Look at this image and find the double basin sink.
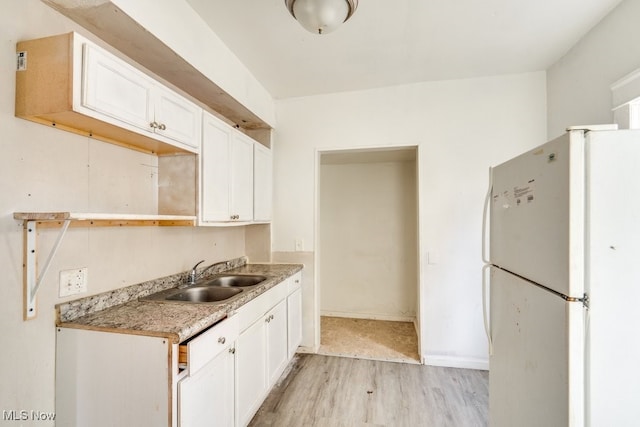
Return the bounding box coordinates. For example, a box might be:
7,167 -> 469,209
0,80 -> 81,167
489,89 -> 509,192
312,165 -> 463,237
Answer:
140,274 -> 267,304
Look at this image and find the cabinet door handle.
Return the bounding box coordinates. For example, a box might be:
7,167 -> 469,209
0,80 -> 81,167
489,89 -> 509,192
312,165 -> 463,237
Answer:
150,121 -> 158,129
158,123 -> 166,131
229,347 -> 236,354
265,317 -> 270,323
218,336 -> 226,345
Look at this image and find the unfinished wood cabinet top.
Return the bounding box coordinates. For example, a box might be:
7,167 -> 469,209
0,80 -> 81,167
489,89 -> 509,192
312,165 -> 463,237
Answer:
13,212 -> 196,227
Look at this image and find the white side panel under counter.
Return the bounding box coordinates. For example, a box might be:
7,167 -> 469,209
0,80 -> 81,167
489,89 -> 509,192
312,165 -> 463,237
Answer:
56,328 -> 172,427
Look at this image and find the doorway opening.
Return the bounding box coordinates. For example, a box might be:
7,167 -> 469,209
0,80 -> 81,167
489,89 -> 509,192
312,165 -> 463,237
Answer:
316,146 -> 420,363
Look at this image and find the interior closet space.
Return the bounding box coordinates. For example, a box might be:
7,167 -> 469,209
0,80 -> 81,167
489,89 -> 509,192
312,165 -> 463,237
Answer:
319,316 -> 419,363
318,147 -> 419,363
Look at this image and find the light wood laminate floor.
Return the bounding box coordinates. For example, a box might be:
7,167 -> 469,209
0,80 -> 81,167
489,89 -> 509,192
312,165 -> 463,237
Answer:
249,354 -> 489,427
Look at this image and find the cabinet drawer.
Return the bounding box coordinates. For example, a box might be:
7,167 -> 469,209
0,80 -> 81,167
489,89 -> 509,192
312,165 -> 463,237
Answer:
181,316 -> 238,375
287,272 -> 302,294
236,281 -> 288,332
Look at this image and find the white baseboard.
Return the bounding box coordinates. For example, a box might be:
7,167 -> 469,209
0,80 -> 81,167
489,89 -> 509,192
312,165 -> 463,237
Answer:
320,310 -> 416,323
295,345 -> 318,354
422,355 -> 489,371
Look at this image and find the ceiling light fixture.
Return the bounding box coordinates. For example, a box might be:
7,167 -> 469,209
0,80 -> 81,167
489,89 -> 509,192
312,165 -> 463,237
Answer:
285,0 -> 358,35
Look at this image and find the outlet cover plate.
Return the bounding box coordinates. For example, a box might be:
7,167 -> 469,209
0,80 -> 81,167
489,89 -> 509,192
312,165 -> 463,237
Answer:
59,268 -> 88,297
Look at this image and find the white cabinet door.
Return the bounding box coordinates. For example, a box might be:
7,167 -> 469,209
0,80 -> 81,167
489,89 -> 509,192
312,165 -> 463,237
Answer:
287,287 -> 302,360
82,43 -> 154,132
82,42 -> 200,153
200,111 -> 256,224
235,317 -> 267,427
231,132 -> 254,222
266,299 -> 288,386
178,347 -> 235,427
154,86 -> 201,149
253,143 -> 272,222
201,112 -> 232,222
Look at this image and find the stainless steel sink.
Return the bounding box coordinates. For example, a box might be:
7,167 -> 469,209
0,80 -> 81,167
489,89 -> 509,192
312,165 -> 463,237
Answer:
165,286 -> 242,303
139,274 -> 266,304
200,274 -> 267,288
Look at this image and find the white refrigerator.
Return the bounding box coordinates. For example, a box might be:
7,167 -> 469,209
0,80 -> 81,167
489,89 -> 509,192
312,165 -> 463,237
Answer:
482,126 -> 640,427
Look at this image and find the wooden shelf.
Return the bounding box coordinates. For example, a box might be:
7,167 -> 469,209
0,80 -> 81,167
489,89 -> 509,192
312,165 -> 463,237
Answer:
15,212 -> 196,320
13,212 -> 196,227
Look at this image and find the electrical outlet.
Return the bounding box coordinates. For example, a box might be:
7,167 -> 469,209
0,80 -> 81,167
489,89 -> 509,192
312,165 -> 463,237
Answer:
59,268 -> 88,297
295,238 -> 304,252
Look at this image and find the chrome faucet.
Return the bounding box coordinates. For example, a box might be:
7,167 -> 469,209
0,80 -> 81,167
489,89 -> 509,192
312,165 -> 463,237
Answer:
189,260 -> 205,285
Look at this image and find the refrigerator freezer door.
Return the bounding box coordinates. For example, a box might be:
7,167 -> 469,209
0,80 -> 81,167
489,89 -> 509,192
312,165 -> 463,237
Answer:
586,130 -> 640,426
489,267 -> 585,427
490,130 -> 586,298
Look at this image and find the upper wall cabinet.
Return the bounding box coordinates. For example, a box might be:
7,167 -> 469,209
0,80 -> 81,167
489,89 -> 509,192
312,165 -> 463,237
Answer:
253,142 -> 273,222
16,32 -> 201,155
231,132 -> 256,222
200,111 -> 253,224
200,112 -> 233,223
200,111 -> 270,225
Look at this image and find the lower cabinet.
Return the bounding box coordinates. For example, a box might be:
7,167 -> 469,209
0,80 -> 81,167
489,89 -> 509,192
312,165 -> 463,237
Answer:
235,313 -> 268,426
287,273 -> 303,360
55,271 -> 303,427
178,346 -> 235,427
236,296 -> 289,426
266,300 -> 288,386
179,294 -> 291,427
178,315 -> 238,426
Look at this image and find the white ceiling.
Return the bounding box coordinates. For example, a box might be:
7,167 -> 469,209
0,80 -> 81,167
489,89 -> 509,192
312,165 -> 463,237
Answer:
186,0 -> 622,100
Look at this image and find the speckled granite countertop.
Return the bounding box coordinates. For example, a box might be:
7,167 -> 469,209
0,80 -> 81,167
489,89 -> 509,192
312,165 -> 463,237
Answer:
56,258 -> 303,344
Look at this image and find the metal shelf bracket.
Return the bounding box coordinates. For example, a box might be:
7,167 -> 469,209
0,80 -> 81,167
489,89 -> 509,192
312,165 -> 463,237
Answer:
14,211 -> 195,320
23,219 -> 71,320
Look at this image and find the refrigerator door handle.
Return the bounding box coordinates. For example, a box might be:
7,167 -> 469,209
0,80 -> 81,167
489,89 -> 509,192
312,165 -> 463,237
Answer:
482,167 -> 492,264
482,263 -> 494,355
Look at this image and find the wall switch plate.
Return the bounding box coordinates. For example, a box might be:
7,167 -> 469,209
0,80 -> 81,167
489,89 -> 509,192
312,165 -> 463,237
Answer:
59,268 -> 88,297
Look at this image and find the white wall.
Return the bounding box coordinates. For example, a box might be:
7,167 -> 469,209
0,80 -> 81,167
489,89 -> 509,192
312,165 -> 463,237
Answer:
272,72 -> 548,368
319,159 -> 417,321
0,1 -> 246,421
547,0 -> 640,138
